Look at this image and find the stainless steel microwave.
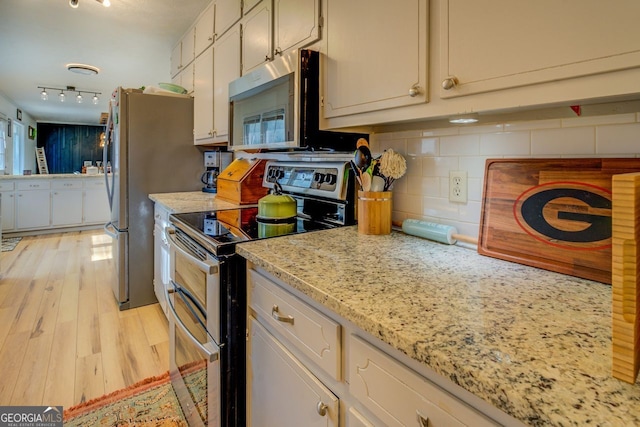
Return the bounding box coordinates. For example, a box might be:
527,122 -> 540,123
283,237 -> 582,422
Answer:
228,49 -> 367,152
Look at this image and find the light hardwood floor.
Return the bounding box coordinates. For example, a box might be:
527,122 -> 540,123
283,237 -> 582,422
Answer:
0,229 -> 169,409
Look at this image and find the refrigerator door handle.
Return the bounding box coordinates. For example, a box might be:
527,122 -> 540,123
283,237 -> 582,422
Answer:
103,98 -> 115,211
104,221 -> 118,239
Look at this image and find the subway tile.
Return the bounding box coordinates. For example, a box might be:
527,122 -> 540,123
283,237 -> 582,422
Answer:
504,119 -> 562,131
423,156 -> 459,177
391,129 -> 422,139
459,124 -> 504,135
423,196 -> 459,219
440,134 -> 480,156
407,137 -> 438,156
561,113 -> 636,128
405,154 -> 423,177
595,123 -> 640,155
459,200 -> 482,223
376,138 -> 407,154
405,175 -> 439,197
531,127 -> 595,155
479,131 -> 530,156
422,127 -> 459,137
468,177 -> 483,202
459,156 -> 492,178
394,193 -> 422,215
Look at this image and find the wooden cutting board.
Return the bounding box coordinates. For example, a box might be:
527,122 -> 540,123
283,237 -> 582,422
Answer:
479,158 -> 640,284
612,172 -> 640,383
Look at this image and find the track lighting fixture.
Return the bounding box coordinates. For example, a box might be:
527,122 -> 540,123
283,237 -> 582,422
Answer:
69,0 -> 79,8
38,86 -> 101,105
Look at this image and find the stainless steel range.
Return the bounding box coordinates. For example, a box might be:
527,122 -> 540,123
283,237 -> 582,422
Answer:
164,160 -> 356,427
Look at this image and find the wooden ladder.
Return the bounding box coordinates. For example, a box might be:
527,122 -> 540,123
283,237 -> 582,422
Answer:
36,147 -> 49,174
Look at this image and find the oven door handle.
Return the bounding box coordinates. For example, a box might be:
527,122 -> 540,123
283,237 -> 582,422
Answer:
164,281 -> 220,363
164,225 -> 219,275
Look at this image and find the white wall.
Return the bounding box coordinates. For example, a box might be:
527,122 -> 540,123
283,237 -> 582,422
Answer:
370,112 -> 640,239
0,91 -> 37,175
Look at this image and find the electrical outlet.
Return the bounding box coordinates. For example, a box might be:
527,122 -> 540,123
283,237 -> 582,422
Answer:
449,171 -> 468,203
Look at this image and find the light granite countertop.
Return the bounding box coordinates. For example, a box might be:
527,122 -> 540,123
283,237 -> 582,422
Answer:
236,226 -> 640,427
0,173 -> 104,179
148,191 -> 248,213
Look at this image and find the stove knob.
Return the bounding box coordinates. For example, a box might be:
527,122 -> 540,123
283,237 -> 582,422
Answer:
325,174 -> 337,185
314,172 -> 324,183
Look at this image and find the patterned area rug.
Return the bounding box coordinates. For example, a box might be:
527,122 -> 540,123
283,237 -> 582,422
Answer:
64,371 -> 188,426
1,237 -> 22,252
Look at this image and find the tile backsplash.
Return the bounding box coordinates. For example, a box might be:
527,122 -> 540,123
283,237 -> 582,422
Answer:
369,112 -> 640,238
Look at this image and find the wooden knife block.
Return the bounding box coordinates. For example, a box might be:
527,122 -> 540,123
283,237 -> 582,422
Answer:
216,158 -> 268,205
612,172 -> 640,383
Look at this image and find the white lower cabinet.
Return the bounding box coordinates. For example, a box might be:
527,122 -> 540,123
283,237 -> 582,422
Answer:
83,178 -> 110,224
248,317 -> 339,427
0,181 -> 16,231
16,181 -> 51,230
51,180 -> 83,226
153,204 -> 171,316
246,265 -> 502,427
349,335 -> 497,427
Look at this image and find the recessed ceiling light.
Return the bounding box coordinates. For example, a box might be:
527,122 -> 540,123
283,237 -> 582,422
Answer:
66,63 -> 100,75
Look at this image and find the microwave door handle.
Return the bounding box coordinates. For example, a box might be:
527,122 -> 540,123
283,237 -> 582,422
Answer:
163,281 -> 219,363
164,226 -> 219,275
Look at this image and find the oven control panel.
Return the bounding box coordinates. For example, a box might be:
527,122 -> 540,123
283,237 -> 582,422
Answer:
263,161 -> 348,200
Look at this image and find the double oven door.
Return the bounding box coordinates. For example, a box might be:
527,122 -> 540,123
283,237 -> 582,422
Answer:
165,225 -> 221,427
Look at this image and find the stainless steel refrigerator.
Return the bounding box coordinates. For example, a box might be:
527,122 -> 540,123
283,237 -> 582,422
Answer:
103,87 -> 203,310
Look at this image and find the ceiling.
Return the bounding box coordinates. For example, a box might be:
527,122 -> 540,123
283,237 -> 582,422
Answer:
0,0 -> 210,125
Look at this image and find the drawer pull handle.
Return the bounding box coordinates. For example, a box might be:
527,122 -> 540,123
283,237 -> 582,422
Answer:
416,411 -> 429,427
317,401 -> 328,417
271,305 -> 294,325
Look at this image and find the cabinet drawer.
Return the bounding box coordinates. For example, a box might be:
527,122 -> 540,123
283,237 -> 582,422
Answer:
349,335 -> 497,427
248,268 -> 341,380
84,178 -> 106,189
16,180 -> 50,190
0,181 -> 14,191
52,179 -> 82,190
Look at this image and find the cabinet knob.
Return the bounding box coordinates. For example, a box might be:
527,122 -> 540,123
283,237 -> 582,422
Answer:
316,401 -> 328,417
408,85 -> 421,97
441,77 -> 458,90
264,55 -> 272,62
208,130 -> 214,136
274,48 -> 282,56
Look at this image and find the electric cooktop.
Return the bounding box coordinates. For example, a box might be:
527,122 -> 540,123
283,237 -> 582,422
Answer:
170,207 -> 335,257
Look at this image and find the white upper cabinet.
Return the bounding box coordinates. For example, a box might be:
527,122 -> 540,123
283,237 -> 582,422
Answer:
439,0 -> 640,98
243,0 -> 262,15
274,0 -> 320,55
242,0 -> 321,75
195,3 -> 215,57
171,27 -> 196,77
241,0 -> 273,74
215,0 -> 242,40
212,25 -> 241,143
194,45 -> 215,143
323,0 -> 429,118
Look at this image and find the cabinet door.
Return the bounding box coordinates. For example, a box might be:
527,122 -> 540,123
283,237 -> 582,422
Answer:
1,192 -> 15,231
83,180 -> 110,224
51,190 -> 83,226
16,190 -> 50,229
248,318 -> 339,427
349,335 -> 497,427
323,0 -> 428,118
440,0 -> 640,98
241,1 -> 273,75
194,45 -> 215,143
182,62 -> 195,94
243,0 -> 262,15
182,27 -> 196,67
274,0 -> 320,55
171,42 -> 182,77
195,3 -> 215,56
215,0 -> 242,40
212,25 -> 241,143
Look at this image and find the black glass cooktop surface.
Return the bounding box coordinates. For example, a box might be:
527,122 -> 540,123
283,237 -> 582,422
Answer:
170,207 -> 335,257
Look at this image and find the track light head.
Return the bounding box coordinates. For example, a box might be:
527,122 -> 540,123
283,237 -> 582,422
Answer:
69,0 -> 79,8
